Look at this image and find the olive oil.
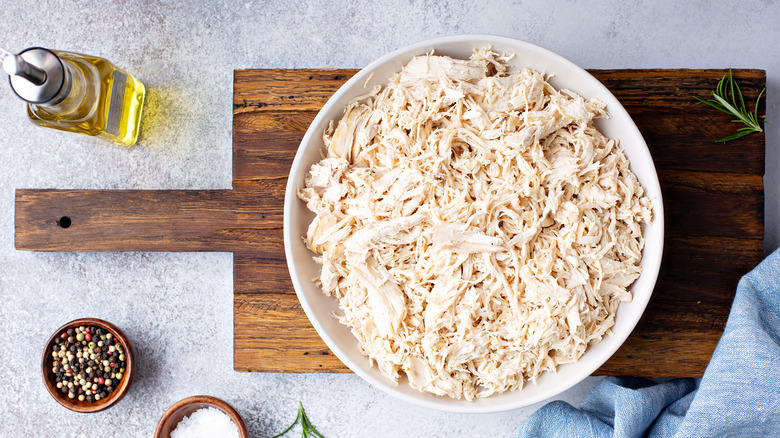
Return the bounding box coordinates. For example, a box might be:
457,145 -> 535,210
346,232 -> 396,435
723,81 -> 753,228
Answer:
4,48 -> 145,147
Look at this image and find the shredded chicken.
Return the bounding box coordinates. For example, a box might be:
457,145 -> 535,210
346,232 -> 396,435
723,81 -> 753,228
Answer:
298,48 -> 652,400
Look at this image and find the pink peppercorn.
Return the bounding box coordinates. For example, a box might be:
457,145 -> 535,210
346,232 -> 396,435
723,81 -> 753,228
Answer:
85,333 -> 92,341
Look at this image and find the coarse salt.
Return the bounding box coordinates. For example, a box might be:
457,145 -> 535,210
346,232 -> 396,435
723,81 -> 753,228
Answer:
170,406 -> 239,438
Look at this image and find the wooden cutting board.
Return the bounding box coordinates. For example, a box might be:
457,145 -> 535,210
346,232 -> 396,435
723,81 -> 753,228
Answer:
15,68 -> 765,376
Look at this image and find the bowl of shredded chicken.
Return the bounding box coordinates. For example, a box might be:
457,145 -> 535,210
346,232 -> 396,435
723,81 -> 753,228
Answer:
284,35 -> 664,413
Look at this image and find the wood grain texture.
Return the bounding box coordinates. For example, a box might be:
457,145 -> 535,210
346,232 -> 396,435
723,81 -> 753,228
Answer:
16,68 -> 765,377
15,182 -> 282,252
229,69 -> 765,376
233,292 -> 346,373
233,69 -> 357,113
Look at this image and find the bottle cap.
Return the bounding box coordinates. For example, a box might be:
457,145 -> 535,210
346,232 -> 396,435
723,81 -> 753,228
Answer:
4,47 -> 68,104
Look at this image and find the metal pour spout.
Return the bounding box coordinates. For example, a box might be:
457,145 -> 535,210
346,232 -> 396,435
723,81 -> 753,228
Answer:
3,47 -> 68,104
2,48 -> 46,85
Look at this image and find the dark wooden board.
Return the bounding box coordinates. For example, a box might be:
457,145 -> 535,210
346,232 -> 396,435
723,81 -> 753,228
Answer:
16,68 -> 765,376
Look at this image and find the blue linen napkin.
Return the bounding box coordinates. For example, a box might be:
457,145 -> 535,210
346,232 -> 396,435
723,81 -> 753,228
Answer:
514,248 -> 780,437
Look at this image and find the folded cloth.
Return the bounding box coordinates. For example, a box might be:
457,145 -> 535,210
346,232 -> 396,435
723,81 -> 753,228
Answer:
514,248 -> 780,438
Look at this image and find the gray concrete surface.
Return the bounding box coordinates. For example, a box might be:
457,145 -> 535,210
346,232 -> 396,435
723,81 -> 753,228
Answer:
0,1 -> 777,436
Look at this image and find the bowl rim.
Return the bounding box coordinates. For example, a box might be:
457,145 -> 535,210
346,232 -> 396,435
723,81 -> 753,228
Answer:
153,395 -> 249,438
284,33 -> 664,413
41,317 -> 135,413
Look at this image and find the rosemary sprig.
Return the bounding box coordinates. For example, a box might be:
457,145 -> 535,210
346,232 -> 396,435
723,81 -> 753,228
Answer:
695,69 -> 768,142
273,402 -> 325,438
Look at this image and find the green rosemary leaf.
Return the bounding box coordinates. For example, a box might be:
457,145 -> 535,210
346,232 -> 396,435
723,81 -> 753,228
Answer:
733,73 -> 748,115
272,409 -> 299,438
716,130 -> 755,143
696,69 -> 767,142
754,87 -> 766,122
273,402 -> 326,438
695,96 -> 734,115
711,94 -> 756,128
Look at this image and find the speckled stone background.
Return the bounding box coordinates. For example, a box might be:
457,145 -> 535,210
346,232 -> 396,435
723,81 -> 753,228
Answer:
0,1 -> 777,437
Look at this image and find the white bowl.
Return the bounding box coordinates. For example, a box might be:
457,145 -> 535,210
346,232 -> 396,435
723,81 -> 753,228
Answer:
284,34 -> 664,413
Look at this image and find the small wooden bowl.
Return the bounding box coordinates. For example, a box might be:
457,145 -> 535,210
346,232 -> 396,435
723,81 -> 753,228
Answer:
154,395 -> 249,438
41,318 -> 135,413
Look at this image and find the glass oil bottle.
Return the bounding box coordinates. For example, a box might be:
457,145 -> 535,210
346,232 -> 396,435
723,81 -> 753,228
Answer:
2,47 -> 145,147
